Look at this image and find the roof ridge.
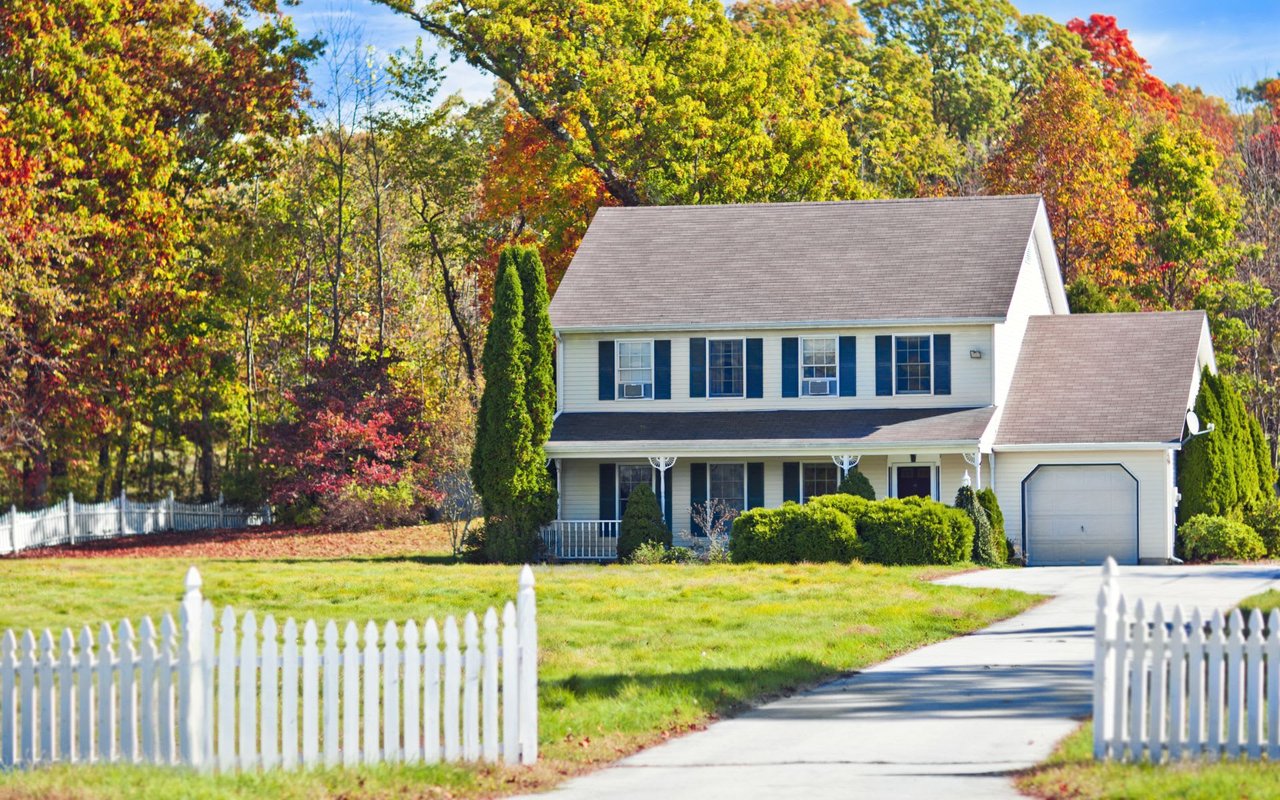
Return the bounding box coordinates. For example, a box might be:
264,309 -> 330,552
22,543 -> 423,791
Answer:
596,194 -> 1043,212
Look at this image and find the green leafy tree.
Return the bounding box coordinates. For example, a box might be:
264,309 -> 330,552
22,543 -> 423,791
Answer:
836,468 -> 876,500
517,246 -> 556,445
1129,125 -> 1243,309
619,484 -> 671,560
1065,278 -> 1140,313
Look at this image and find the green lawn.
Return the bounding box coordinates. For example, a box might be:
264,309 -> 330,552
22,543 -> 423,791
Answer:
1239,589 -> 1280,617
1018,722 -> 1280,800
0,557 -> 1036,799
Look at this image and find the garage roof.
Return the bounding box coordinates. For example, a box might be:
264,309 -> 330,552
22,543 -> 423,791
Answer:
996,312 -> 1209,446
548,406 -> 995,449
549,195 -> 1044,330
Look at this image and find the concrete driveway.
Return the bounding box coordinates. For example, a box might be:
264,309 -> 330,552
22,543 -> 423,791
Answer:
527,564 -> 1280,800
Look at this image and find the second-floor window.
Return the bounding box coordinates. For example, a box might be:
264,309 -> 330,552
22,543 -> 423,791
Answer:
616,340 -> 653,399
895,335 -> 932,394
801,337 -> 837,396
708,338 -> 745,398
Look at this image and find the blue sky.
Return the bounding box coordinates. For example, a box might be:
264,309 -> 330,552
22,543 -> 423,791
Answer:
286,0 -> 1279,105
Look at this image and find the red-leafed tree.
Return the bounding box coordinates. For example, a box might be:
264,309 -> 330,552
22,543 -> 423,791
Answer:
1067,14 -> 1179,118
259,350 -> 439,529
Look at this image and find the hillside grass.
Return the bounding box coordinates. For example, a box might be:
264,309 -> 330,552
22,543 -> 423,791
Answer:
0,557 -> 1036,799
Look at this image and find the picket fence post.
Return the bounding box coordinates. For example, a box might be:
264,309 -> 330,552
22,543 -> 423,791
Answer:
517,565 -> 538,765
1093,557 -> 1117,760
167,491 -> 176,532
7,505 -> 15,555
117,489 -> 126,537
218,493 -> 225,529
66,493 -> 75,546
179,567 -> 206,770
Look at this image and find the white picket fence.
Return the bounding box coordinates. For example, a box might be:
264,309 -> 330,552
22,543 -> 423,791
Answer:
1094,557 -> 1280,762
0,491 -> 270,556
0,566 -> 539,771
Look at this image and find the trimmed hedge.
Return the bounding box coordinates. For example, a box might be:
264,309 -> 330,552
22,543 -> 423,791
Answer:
618,483 -> 671,560
730,502 -> 859,563
730,494 -> 973,566
859,497 -> 975,566
1178,514 -> 1266,562
1245,499 -> 1280,558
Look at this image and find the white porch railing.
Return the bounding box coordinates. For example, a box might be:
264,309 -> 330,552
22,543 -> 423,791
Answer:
540,521 -> 619,561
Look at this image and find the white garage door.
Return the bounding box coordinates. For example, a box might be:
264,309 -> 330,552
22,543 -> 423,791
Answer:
1024,465 -> 1138,566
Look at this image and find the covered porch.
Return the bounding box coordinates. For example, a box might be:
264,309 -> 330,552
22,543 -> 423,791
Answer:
541,407 -> 997,561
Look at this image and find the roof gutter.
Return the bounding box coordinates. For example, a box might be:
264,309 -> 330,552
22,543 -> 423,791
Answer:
992,441 -> 1182,452
549,316 -> 1007,335
545,438 -> 985,458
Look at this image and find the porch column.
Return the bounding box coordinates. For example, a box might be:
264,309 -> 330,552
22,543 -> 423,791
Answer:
831,454 -> 861,478
963,452 -> 982,490
648,456 -> 677,529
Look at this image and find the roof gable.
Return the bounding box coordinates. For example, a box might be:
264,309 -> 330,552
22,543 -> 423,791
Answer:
549,195 -> 1045,331
995,311 -> 1210,446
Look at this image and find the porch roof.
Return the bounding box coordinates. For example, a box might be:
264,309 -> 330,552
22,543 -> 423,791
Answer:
546,406 -> 994,456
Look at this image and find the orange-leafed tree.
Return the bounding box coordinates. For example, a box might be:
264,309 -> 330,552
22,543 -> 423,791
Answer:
1066,14 -> 1179,119
986,66 -> 1146,287
480,108 -> 615,296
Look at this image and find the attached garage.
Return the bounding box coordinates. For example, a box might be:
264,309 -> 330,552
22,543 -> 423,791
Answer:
1022,465 -> 1138,566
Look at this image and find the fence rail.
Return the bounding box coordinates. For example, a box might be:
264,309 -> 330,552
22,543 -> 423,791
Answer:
1,492 -> 270,556
1094,557 -> 1280,763
539,520 -> 619,561
0,566 -> 538,772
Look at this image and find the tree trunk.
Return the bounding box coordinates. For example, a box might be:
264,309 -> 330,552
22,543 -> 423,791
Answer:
198,395 -> 216,503
95,437 -> 111,502
112,416 -> 132,497
430,232 -> 477,382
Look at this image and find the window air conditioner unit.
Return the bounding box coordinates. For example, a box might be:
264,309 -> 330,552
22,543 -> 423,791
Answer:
805,379 -> 830,396
622,382 -> 646,398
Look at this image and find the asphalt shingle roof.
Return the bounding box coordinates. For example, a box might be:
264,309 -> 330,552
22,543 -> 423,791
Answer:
548,406 -> 995,446
548,195 -> 1044,330
996,312 -> 1208,446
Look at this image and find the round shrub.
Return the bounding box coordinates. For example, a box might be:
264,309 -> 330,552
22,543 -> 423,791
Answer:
1244,499 -> 1280,558
1179,514 -> 1266,562
836,468 -> 876,500
729,502 -> 859,563
859,498 -> 975,566
618,484 -> 671,560
809,493 -> 873,526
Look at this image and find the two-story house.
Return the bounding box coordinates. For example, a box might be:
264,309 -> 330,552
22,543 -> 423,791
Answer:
541,195 -> 1216,566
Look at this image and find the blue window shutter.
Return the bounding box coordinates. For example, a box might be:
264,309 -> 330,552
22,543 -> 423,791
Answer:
747,463 -> 765,509
875,335 -> 893,396
934,334 -> 951,395
689,338 -> 706,398
654,340 -> 671,399
690,463 -> 707,535
746,338 -> 763,398
782,462 -> 800,503
599,463 -> 616,520
781,338 -> 798,398
598,341 -> 615,401
838,336 -> 857,397
662,470 -> 673,531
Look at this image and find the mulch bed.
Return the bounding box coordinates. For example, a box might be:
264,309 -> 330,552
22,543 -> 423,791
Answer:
5,523 -> 456,560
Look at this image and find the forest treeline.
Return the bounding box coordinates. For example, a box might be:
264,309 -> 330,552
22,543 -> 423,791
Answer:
2,0 -> 1279,524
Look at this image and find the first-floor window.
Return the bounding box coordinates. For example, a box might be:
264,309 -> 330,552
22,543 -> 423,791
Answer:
616,340 -> 654,399
617,464 -> 652,518
802,463 -> 839,501
708,339 -> 745,397
895,335 -> 932,394
708,463 -> 746,513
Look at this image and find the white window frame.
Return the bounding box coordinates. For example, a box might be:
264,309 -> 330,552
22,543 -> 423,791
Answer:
800,461 -> 841,502
887,455 -> 939,501
706,461 -> 748,513
799,336 -> 839,398
893,334 -> 935,396
706,337 -> 747,399
616,463 -> 655,518
615,339 -> 655,401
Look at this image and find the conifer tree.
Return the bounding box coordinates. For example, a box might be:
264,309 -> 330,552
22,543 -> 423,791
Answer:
517,246 -> 556,446
471,250 -> 528,516
1250,415 -> 1278,498
836,467 -> 876,500
956,483 -> 999,565
1180,369 -> 1237,521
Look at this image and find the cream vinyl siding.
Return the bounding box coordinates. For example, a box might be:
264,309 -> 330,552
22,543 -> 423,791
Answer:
993,449 -> 1175,564
991,236 -> 1056,412
560,325 -> 994,413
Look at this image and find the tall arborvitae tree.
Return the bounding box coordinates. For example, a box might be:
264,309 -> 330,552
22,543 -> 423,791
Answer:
1250,415 -> 1279,498
1180,370 -> 1234,522
1214,375 -> 1260,508
471,255 -> 532,518
517,246 -> 556,446
955,482 -> 999,565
